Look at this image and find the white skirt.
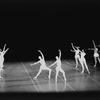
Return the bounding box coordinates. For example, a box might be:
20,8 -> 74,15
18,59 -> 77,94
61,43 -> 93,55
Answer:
75,55 -> 80,58
94,53 -> 99,57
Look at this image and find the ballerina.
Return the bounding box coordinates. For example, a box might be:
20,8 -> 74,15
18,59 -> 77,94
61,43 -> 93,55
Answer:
49,50 -> 67,83
30,50 -> 52,79
0,44 -> 9,78
88,40 -> 100,67
79,49 -> 90,74
70,43 -> 81,68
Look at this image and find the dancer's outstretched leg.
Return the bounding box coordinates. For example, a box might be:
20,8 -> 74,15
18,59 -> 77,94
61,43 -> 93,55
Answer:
97,57 -> 100,63
55,70 -> 59,84
84,60 -> 90,74
33,68 -> 42,79
80,61 -> 84,73
48,68 -> 52,79
94,57 -> 97,67
81,66 -> 84,73
60,69 -> 67,83
0,68 -> 3,79
75,58 -> 78,68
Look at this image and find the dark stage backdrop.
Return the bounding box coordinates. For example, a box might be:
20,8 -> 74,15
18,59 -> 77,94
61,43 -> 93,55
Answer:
0,0 -> 100,62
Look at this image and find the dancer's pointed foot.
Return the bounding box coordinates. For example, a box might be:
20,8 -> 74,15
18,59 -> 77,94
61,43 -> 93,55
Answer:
0,76 -> 3,79
88,72 -> 90,74
87,70 -> 90,74
64,79 -> 67,83
75,66 -> 78,69
48,76 -> 50,79
81,71 -> 84,74
33,77 -> 37,80
94,65 -> 96,67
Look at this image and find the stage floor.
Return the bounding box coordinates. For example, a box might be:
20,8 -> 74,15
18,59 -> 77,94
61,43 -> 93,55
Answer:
0,60 -> 100,92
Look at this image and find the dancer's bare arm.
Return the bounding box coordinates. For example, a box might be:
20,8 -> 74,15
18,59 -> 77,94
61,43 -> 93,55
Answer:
78,48 -> 81,52
70,49 -> 75,52
38,50 -> 44,59
92,40 -> 96,49
71,43 -> 76,51
58,49 -> 61,58
30,61 -> 40,66
3,44 -> 6,52
48,61 -> 57,68
3,48 -> 9,55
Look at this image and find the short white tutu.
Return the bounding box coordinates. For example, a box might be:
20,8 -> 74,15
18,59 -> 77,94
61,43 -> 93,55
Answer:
94,53 -> 99,57
75,55 -> 80,58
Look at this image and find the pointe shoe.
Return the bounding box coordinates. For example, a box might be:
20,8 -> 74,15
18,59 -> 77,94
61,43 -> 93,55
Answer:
94,65 -> 96,67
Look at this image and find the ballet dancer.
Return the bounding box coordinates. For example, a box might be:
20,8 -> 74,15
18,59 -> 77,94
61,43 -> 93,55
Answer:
0,44 -> 9,78
30,50 -> 52,79
49,50 -> 67,83
88,40 -> 100,67
70,43 -> 81,68
79,49 -> 90,74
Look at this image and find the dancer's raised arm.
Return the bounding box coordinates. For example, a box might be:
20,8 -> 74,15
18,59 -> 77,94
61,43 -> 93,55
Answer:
3,44 -> 6,52
38,50 -> 44,59
92,40 -> 96,49
3,48 -> 9,55
71,43 -> 76,51
58,49 -> 61,58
